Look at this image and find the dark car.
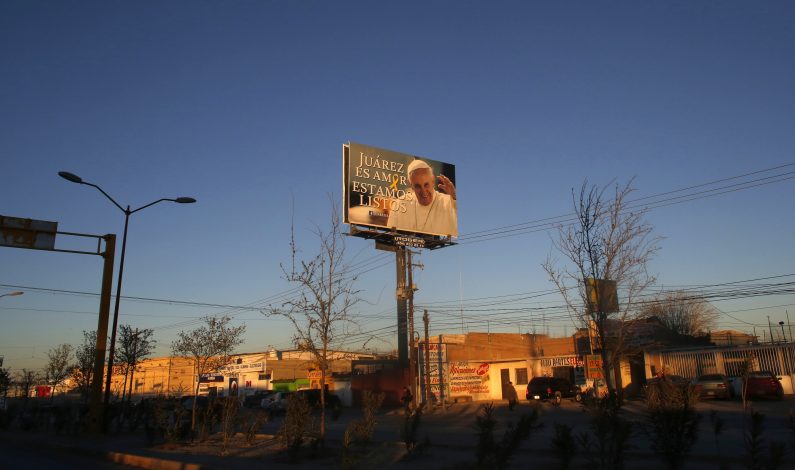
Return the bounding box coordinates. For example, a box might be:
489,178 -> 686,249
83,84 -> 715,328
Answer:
262,391 -> 293,414
526,377 -> 582,403
243,390 -> 274,408
694,374 -> 733,399
744,371 -> 784,400
294,389 -> 342,409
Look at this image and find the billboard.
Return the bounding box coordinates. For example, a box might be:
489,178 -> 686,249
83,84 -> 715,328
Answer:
343,142 -> 457,237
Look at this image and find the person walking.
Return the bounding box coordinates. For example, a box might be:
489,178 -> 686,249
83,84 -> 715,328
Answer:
401,386 -> 414,412
506,381 -> 518,411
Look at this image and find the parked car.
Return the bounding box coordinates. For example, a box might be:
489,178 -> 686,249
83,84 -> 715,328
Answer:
693,374 -> 733,399
743,371 -> 784,400
261,391 -> 293,414
647,374 -> 691,389
294,389 -> 342,410
526,377 -> 582,403
243,390 -> 274,409
179,395 -> 224,423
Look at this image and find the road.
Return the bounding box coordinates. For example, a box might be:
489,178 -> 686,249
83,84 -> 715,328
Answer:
0,440 -> 132,469
260,395 -> 795,468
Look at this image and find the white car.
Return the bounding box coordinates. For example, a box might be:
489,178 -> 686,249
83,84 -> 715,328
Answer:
262,391 -> 293,413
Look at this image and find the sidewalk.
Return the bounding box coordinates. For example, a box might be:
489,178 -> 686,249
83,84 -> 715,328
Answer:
1,398 -> 791,469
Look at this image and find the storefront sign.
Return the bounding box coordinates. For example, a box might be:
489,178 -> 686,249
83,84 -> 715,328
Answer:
540,356 -> 583,368
220,361 -> 264,372
199,374 -> 224,383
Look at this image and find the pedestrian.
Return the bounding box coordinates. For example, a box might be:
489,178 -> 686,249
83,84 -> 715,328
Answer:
401,386 -> 413,410
506,381 -> 518,410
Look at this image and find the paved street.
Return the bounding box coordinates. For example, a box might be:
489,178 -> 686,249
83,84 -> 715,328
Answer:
264,396 -> 795,468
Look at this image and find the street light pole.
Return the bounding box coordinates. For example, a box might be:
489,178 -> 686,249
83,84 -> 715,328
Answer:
105,207 -> 130,405
59,171 -> 195,406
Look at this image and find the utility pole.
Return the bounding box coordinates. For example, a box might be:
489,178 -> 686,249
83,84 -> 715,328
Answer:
423,309 -> 430,406
396,246 -> 409,369
91,234 -> 115,434
407,249 -> 416,403
788,311 -> 793,346
768,316 -> 774,344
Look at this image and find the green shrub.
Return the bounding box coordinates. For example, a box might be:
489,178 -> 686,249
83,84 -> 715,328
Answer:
645,379 -> 701,470
279,393 -> 312,461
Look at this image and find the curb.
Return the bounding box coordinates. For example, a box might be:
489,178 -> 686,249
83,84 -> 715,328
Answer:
107,451 -> 205,470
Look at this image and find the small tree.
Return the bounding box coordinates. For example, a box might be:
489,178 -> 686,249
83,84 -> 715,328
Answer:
171,315 -> 246,430
269,201 -> 360,444
646,378 -> 701,470
45,344 -> 73,398
117,325 -> 156,404
72,330 -> 96,402
544,180 -> 659,396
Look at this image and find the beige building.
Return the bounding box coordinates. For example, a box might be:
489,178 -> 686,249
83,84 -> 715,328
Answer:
107,349 -> 374,401
419,332 -> 584,402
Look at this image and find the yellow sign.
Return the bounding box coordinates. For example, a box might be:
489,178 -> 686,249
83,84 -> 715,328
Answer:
585,278 -> 619,314
585,354 -> 604,379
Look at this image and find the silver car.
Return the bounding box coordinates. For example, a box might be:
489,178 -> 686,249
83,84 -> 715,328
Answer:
262,391 -> 293,414
694,374 -> 733,399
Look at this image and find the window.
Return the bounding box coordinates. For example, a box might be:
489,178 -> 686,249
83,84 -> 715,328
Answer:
515,368 -> 528,385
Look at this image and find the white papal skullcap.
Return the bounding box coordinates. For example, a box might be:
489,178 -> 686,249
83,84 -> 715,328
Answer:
407,158 -> 432,176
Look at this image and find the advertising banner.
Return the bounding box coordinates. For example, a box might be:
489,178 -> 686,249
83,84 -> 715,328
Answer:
449,362 -> 491,395
343,142 -> 457,237
586,354 -> 604,379
419,342 -> 448,402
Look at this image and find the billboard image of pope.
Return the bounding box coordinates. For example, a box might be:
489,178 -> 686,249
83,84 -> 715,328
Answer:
344,142 -> 458,238
386,158 -> 457,236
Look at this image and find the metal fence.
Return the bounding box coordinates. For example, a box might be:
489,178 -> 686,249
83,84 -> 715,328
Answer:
648,343 -> 795,379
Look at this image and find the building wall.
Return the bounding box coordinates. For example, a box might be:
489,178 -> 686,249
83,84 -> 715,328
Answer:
108,356 -> 194,399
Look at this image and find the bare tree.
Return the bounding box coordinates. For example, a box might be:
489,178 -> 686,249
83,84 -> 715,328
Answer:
641,292 -> 718,339
171,315 -> 246,430
269,202 -> 360,444
0,367 -> 10,398
15,369 -> 40,402
117,325 -> 156,404
544,180 -> 659,396
45,344 -> 73,398
72,330 -> 96,402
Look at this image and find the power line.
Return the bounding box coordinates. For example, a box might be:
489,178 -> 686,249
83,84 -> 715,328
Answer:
457,164 -> 795,244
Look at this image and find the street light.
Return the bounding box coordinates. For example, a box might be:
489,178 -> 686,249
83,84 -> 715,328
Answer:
59,171 -> 195,405
0,291 -> 24,299
779,321 -> 787,343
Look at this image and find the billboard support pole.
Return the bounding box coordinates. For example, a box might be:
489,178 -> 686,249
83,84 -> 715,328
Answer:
396,246 -> 409,370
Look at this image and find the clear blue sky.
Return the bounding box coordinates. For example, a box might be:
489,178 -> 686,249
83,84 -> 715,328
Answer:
2,1 -> 794,371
